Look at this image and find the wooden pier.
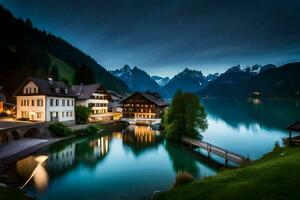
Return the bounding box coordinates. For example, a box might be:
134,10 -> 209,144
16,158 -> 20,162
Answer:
182,136 -> 250,165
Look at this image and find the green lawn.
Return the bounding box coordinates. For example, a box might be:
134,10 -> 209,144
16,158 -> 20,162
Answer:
0,186 -> 33,200
155,146 -> 300,200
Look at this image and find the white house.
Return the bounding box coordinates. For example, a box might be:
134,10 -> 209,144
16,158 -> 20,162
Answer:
14,77 -> 76,124
71,84 -> 113,121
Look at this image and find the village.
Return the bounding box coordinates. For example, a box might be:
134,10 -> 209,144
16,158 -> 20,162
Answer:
0,77 -> 168,152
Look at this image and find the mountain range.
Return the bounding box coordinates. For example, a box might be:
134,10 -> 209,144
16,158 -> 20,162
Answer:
110,65 -> 163,94
197,63 -> 300,98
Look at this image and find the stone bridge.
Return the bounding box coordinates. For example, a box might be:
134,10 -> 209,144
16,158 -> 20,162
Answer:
0,123 -> 51,144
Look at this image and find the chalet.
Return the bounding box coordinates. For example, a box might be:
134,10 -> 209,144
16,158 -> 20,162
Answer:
14,78 -> 76,123
71,84 -> 113,121
119,92 -> 168,124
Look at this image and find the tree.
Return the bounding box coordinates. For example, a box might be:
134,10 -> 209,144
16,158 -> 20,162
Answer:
49,65 -> 59,80
75,106 -> 92,124
164,90 -> 208,140
73,63 -> 96,84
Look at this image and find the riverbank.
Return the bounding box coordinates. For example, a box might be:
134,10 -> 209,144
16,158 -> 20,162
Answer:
154,145 -> 300,200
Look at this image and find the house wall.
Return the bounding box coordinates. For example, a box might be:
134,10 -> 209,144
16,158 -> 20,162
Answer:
75,92 -> 109,116
46,97 -> 75,122
16,95 -> 46,121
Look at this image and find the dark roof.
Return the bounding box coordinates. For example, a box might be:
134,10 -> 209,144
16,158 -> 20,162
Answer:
71,84 -> 101,100
14,77 -> 77,98
287,122 -> 300,132
119,92 -> 168,107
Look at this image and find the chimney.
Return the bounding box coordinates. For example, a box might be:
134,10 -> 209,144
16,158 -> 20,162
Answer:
48,77 -> 53,85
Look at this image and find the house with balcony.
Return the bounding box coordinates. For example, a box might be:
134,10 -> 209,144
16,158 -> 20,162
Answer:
119,92 -> 168,125
71,84 -> 113,122
14,77 -> 76,123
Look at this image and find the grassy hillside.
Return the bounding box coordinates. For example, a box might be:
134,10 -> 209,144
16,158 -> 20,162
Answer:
155,146 -> 300,200
49,54 -> 75,84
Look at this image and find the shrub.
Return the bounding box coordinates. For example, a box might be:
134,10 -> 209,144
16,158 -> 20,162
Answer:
273,141 -> 282,152
85,125 -> 101,135
48,122 -> 72,137
174,171 -> 194,187
75,106 -> 92,124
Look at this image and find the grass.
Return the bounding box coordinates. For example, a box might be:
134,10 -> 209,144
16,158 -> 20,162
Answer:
49,54 -> 75,84
0,186 -> 33,200
154,146 -> 300,200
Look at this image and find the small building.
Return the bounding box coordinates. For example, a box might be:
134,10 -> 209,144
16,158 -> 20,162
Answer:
14,78 -> 76,123
119,92 -> 168,125
71,84 -> 113,122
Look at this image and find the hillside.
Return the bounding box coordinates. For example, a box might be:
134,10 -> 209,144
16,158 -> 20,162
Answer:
0,5 -> 129,101
155,146 -> 300,200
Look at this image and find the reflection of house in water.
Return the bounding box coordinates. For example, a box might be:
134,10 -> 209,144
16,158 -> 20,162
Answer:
88,136 -> 109,161
122,125 -> 162,155
47,144 -> 76,174
75,136 -> 109,165
14,155 -> 49,193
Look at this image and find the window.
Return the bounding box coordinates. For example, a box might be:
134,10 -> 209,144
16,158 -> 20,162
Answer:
21,100 -> 23,106
67,100 -> 70,106
62,112 -> 64,118
31,100 -> 34,106
26,100 -> 29,106
70,112 -> 73,117
37,99 -> 43,106
66,112 -> 69,117
33,88 -> 37,94
37,112 -> 42,119
71,100 -> 74,106
62,99 -> 65,106
56,99 -> 59,106
50,99 -> 54,106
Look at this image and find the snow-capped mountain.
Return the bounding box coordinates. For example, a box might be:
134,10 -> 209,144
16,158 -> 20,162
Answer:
163,68 -> 208,97
151,76 -> 170,87
110,65 -> 162,94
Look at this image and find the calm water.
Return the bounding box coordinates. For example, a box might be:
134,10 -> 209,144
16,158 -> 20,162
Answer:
9,99 -> 300,200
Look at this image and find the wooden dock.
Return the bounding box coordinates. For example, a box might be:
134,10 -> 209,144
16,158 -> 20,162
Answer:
182,136 -> 250,165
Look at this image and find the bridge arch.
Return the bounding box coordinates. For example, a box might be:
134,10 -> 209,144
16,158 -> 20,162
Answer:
0,133 -> 9,144
24,128 -> 41,138
11,130 -> 20,140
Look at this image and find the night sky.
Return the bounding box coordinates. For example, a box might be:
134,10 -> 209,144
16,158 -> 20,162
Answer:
1,0 -> 300,77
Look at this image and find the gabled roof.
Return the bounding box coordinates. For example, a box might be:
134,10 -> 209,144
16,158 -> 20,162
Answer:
71,84 -> 101,100
14,77 -> 77,98
119,92 -> 168,107
287,121 -> 300,132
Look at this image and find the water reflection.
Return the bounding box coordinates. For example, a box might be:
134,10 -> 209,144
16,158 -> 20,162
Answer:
16,155 -> 49,192
202,99 -> 300,131
122,125 -> 163,156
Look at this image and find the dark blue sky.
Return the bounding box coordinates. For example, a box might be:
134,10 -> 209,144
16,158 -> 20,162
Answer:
1,0 -> 300,77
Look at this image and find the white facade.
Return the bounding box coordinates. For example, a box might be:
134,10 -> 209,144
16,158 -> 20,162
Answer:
16,81 -> 75,123
75,92 -> 112,121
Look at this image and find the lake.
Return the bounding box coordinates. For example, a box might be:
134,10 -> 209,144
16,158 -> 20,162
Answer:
8,99 -> 300,200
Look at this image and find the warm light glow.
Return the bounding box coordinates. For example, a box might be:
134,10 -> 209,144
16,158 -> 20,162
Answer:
17,155 -> 49,192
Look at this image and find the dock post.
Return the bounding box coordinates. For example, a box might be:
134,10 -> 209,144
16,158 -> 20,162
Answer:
225,150 -> 228,167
